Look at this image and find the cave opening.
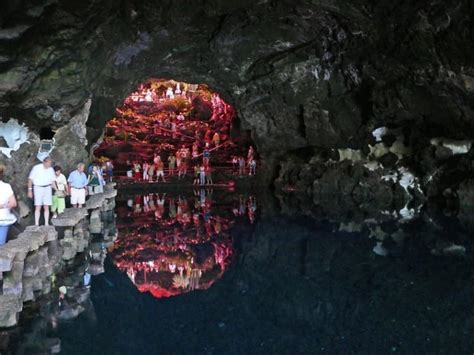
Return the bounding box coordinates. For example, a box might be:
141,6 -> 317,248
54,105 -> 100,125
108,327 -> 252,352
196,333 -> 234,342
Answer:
39,126 -> 55,140
94,79 -> 257,185
91,79 -> 260,299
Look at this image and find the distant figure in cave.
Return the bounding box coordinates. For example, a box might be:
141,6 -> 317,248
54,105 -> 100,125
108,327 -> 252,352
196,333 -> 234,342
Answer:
212,132 -> 220,147
142,162 -> 150,182
192,142 -> 199,159
133,162 -> 141,180
204,129 -> 212,145
247,146 -> 255,161
163,115 -> 171,136
168,154 -> 176,176
205,163 -> 213,185
87,165 -> 105,195
126,160 -> 133,179
193,165 -> 200,185
203,146 -> 210,165
249,159 -> 257,176
155,157 -> 166,182
171,120 -> 177,138
105,160 -> 114,182
148,162 -> 155,182
199,164 -> 206,186
177,112 -> 185,122
166,87 -> 174,99
238,157 -> 245,176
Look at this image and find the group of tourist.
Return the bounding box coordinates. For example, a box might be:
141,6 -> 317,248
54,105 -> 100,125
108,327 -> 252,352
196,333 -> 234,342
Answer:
126,141 -> 217,183
0,157 -> 114,247
231,146 -> 257,176
125,143 -> 256,183
27,158 -> 108,226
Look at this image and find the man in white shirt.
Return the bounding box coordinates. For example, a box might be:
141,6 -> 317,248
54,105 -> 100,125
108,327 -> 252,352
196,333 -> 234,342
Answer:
28,156 -> 56,226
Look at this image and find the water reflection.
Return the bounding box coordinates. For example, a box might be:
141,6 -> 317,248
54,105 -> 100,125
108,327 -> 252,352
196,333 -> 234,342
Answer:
111,190 -> 257,298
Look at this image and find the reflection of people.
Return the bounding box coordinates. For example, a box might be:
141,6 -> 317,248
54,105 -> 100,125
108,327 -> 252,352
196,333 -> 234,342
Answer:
0,164 -> 17,245
28,156 -> 55,226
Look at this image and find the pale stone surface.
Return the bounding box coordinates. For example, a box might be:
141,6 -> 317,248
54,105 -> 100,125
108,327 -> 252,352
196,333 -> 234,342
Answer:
51,208 -> 88,227
86,194 -> 106,210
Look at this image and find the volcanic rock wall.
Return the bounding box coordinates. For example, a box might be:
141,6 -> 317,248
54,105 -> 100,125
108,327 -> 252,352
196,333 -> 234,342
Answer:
0,0 -> 473,208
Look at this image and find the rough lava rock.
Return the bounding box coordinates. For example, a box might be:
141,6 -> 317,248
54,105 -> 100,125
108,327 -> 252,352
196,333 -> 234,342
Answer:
0,0 -> 473,205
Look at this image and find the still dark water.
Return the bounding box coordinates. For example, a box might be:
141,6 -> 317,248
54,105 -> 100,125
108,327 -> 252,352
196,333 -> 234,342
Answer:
10,189 -> 474,354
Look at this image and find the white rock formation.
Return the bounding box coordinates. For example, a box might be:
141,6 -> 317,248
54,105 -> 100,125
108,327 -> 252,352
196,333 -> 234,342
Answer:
338,148 -> 364,162
0,118 -> 29,158
430,137 -> 472,155
372,126 -> 387,142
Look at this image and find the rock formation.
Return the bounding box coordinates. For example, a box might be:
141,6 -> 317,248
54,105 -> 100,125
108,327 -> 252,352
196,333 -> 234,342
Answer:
0,0 -> 473,210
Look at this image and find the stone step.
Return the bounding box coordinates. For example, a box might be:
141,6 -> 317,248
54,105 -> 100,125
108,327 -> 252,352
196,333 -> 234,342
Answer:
103,189 -> 117,199
85,193 -> 106,210
51,208 -> 88,227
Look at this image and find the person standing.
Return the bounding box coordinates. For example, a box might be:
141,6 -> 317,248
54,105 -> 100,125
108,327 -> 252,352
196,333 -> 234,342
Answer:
88,165 -> 105,195
105,160 -> 114,182
232,156 -> 238,175
199,164 -> 206,185
193,165 -> 200,185
51,166 -> 68,218
68,163 -> 88,208
249,159 -> 257,176
142,162 -> 150,181
238,156 -> 245,176
126,160 -> 133,179
156,157 -> 166,182
168,154 -> 176,176
203,146 -> 210,165
212,132 -> 220,147
28,156 -> 56,226
148,162 -> 155,183
133,162 -> 141,180
205,163 -> 213,185
247,146 -> 255,161
0,164 -> 17,245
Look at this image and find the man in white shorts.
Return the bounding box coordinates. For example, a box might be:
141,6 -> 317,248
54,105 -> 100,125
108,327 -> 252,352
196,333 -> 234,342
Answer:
68,163 -> 89,208
28,156 -> 56,226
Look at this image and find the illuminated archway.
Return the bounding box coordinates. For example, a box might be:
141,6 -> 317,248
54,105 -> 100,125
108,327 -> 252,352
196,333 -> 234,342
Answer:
94,79 -> 257,184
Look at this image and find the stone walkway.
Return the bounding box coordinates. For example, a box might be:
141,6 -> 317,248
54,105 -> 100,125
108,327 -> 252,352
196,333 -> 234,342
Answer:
0,183 -> 117,328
